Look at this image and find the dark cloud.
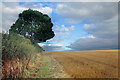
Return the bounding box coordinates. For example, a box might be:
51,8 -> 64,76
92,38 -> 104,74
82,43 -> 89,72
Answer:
55,2 -> 118,24
67,37 -> 118,50
84,16 -> 118,39
64,2 -> 118,50
2,2 -> 118,51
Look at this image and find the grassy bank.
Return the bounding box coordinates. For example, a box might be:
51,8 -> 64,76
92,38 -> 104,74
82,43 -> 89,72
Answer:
2,33 -> 43,79
27,53 -> 70,78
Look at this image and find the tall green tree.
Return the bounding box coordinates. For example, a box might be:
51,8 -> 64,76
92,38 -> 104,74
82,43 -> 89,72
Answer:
9,9 -> 55,43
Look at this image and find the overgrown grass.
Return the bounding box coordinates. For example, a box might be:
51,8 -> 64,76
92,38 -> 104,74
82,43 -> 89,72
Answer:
2,33 -> 43,79
2,55 -> 31,79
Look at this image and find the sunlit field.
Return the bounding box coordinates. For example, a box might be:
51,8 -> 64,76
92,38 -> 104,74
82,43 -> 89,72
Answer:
48,50 -> 118,78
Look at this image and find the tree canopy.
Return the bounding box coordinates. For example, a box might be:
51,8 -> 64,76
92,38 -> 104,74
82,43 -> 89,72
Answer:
9,9 -> 55,43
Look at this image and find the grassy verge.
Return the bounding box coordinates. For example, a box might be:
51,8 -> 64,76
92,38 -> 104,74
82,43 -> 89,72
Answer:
27,53 -> 70,78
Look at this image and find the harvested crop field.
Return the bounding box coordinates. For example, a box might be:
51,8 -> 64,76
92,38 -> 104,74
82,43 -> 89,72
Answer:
48,50 -> 118,78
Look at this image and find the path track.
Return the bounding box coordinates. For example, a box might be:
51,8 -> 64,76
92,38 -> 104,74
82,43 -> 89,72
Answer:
28,53 -> 71,78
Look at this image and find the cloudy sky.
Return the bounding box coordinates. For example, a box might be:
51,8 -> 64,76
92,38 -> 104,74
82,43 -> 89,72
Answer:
1,1 -> 118,51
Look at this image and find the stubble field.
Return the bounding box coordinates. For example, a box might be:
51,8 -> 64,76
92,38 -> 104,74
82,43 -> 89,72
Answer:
48,50 -> 118,78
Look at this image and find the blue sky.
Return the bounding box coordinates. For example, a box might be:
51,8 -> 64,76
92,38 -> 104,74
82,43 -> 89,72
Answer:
36,2 -> 92,51
1,2 -> 118,51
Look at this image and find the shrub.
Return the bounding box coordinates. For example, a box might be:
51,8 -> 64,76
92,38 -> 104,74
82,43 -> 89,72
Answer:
34,43 -> 43,53
2,33 -> 42,60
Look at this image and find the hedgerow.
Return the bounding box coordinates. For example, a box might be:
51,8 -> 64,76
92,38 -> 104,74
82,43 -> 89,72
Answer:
2,33 -> 43,60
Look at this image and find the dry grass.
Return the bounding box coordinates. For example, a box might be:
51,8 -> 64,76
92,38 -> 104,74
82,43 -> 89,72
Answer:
48,50 -> 118,78
2,55 -> 31,79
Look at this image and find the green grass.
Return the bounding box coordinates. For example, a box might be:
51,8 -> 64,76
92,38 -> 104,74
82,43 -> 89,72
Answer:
39,62 -> 49,77
28,53 -> 65,78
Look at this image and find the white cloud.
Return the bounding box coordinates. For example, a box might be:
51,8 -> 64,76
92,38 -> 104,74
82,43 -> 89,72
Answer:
53,24 -> 75,42
2,0 -> 119,2
57,4 -> 65,8
39,43 -> 63,47
67,2 -> 118,50
19,3 -> 52,15
33,4 -> 37,7
38,43 -> 66,51
2,2 -> 53,32
2,2 -> 27,31
46,38 -> 54,42
69,25 -> 74,30
80,35 -> 96,39
54,24 -> 74,32
1,2 -> 118,51
84,15 -> 118,39
61,25 -> 69,31
55,25 -> 69,32
32,7 -> 52,15
55,2 -> 118,24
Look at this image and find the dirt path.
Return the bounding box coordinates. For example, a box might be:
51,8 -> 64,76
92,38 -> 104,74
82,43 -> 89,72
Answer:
28,53 -> 71,78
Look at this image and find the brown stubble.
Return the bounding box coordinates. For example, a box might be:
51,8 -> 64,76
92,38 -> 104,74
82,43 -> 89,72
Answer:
49,50 -> 118,78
